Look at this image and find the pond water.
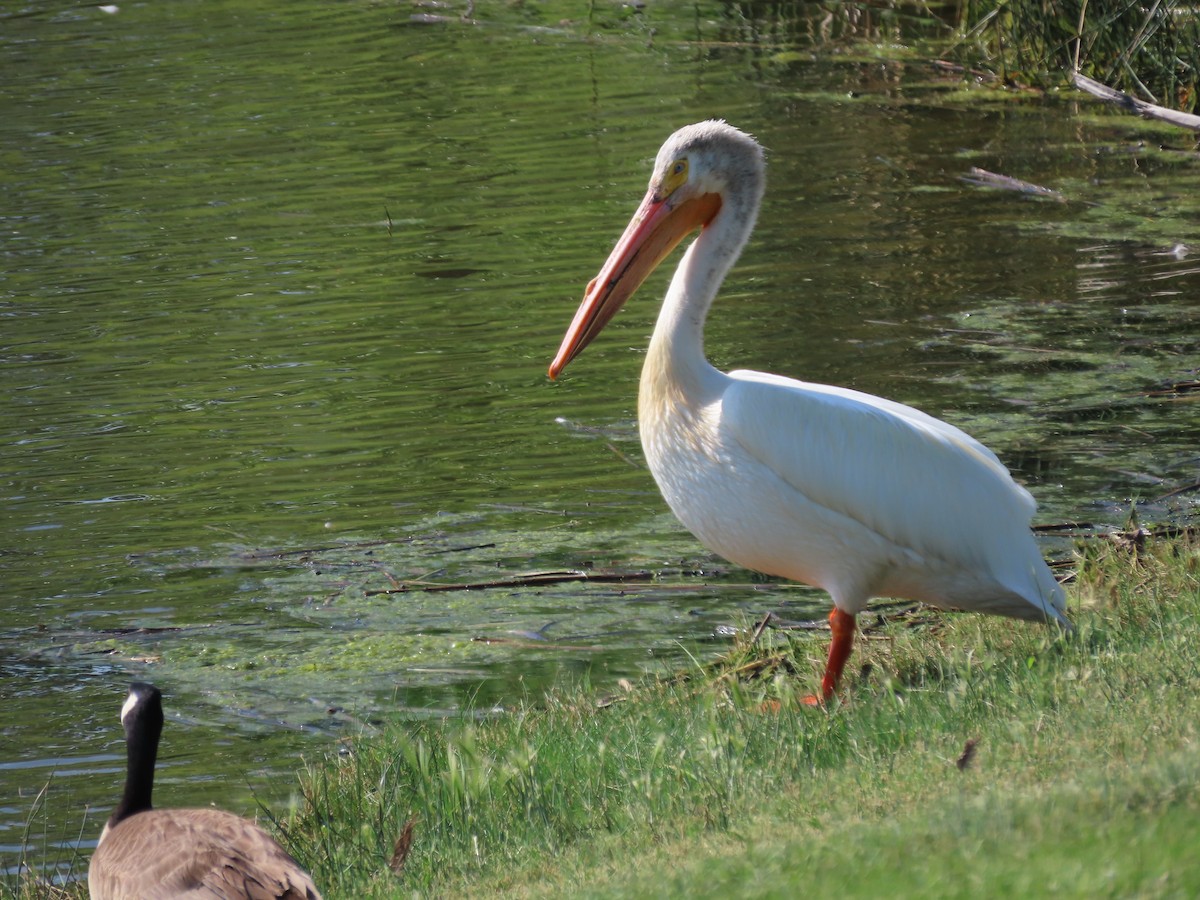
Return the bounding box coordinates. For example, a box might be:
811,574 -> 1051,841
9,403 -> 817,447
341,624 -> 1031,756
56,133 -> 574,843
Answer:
3,0 -> 1198,880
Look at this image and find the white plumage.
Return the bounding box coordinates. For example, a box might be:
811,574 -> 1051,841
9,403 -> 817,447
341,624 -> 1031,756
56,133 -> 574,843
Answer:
550,120 -> 1067,703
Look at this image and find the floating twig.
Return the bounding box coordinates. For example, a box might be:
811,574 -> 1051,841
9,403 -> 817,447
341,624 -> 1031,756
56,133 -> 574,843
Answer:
471,635 -> 604,651
1157,481 -> 1200,501
930,59 -> 998,82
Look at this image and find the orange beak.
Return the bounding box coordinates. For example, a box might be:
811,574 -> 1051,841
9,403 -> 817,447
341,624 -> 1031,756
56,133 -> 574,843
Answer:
548,189 -> 721,379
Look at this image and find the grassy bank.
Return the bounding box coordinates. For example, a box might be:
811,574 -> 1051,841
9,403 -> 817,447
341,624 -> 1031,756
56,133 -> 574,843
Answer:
7,532 -> 1197,898
281,532 -> 1199,898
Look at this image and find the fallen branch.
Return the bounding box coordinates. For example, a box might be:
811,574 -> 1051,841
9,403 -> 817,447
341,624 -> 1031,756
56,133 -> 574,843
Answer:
1071,71 -> 1200,132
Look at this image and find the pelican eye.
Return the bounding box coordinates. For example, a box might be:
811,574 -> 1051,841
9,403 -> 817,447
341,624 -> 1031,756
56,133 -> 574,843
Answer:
662,157 -> 689,195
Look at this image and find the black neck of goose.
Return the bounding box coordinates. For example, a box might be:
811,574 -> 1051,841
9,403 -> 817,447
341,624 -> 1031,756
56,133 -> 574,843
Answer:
110,690 -> 162,826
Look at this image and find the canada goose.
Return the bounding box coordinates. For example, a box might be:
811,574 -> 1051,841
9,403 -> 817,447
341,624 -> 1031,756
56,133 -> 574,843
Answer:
88,682 -> 322,900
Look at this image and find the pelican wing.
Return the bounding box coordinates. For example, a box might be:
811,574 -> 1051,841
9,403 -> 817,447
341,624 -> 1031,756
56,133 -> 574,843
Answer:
722,369 -> 1042,586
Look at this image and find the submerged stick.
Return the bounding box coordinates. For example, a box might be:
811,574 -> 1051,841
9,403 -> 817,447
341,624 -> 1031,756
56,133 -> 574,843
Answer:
961,167 -> 1066,201
364,569 -> 656,595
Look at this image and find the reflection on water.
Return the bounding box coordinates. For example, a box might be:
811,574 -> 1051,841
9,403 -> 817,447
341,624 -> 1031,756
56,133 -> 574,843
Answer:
2,0 -> 1198,875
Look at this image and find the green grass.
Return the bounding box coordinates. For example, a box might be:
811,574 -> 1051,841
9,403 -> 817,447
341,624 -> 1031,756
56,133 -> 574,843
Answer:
276,532 -> 1200,898
6,533 -> 1198,898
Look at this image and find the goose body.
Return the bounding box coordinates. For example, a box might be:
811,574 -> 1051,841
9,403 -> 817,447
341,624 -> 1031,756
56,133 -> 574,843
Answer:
549,121 -> 1068,702
88,683 -> 321,900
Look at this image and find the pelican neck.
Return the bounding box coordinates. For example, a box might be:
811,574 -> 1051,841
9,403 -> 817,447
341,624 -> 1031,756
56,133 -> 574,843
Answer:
642,191 -> 758,399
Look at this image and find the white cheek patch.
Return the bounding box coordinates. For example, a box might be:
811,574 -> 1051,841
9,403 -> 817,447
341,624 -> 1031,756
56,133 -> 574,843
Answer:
120,690 -> 139,726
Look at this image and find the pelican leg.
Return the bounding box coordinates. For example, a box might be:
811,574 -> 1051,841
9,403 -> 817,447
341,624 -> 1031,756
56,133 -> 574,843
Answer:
802,608 -> 857,706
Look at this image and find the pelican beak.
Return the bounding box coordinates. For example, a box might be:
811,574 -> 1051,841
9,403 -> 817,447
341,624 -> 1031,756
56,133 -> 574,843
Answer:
548,188 -> 721,379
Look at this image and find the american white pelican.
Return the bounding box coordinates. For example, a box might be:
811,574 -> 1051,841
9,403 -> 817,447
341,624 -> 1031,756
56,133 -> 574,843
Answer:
549,120 -> 1068,704
89,683 -> 322,900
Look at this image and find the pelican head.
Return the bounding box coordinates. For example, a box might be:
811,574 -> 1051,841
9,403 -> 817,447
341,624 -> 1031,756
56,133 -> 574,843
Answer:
549,120 -> 765,379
